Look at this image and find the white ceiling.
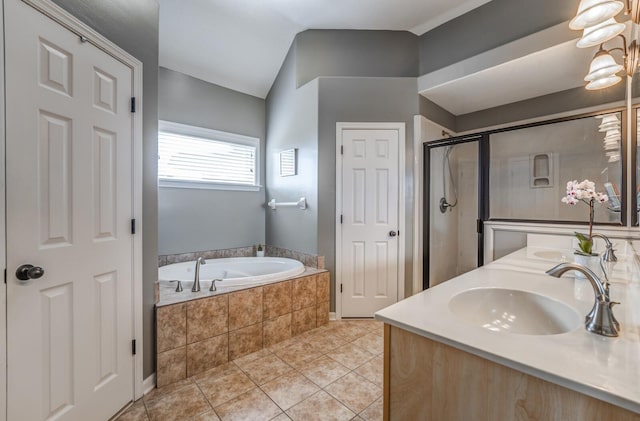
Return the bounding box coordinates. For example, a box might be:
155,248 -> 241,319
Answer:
159,0 -> 494,98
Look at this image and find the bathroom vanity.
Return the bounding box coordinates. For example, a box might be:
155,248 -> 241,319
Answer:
376,247 -> 640,420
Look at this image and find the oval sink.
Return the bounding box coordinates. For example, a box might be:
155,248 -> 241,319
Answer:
448,288 -> 581,335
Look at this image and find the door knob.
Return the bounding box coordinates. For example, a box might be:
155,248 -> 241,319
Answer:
16,264 -> 45,281
389,231 -> 398,237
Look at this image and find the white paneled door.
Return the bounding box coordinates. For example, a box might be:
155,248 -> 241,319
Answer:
338,126 -> 402,317
6,0 -> 135,419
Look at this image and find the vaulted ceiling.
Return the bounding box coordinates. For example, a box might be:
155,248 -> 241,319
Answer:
159,0 -> 494,98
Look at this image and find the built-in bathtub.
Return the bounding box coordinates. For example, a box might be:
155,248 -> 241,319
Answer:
158,256 -> 305,290
154,257 -> 330,388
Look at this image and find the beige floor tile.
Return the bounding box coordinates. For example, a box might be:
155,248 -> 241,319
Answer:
192,410 -> 222,420
359,397 -> 383,421
115,401 -> 148,421
192,362 -> 242,384
274,341 -> 322,368
214,388 -> 282,421
325,372 -> 381,414
146,383 -> 212,421
144,378 -> 193,403
286,390 -> 356,421
197,370 -> 257,407
353,355 -> 383,388
351,333 -> 383,355
261,371 -> 320,410
303,330 -> 348,353
270,414 -> 292,421
267,335 -> 302,352
297,355 -> 351,388
240,353 -> 293,385
328,343 -> 375,370
232,348 -> 272,368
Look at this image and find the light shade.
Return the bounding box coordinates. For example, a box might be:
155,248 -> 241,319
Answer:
585,50 -> 624,81
570,0 -> 624,29
577,18 -> 626,48
586,74 -> 622,89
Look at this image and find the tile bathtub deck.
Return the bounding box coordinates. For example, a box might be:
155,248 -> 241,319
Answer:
117,320 -> 384,421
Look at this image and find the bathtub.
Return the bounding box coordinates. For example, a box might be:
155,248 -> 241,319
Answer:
158,257 -> 305,289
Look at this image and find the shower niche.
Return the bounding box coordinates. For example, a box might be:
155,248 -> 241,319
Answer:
530,152 -> 555,188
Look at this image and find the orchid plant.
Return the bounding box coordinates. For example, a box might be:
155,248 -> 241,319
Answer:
561,179 -> 608,256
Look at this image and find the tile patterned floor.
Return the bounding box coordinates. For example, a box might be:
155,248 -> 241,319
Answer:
116,320 -> 384,421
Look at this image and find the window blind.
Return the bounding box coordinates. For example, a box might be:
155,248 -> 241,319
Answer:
158,131 -> 256,186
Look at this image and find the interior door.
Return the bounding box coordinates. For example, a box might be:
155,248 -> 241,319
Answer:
340,128 -> 400,317
5,0 -> 135,419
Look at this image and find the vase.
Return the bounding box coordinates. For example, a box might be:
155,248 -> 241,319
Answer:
256,250 -> 265,257
573,253 -> 602,279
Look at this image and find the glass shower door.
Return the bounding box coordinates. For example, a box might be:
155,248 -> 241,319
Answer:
425,138 -> 481,288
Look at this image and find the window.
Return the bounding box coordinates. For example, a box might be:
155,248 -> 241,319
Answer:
158,121 -> 260,191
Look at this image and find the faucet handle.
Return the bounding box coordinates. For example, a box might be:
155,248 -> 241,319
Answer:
210,279 -> 223,292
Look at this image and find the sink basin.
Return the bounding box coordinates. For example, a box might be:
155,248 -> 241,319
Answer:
448,288 -> 581,335
532,250 -> 566,261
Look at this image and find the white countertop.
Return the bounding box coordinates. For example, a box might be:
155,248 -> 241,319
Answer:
375,247 -> 640,414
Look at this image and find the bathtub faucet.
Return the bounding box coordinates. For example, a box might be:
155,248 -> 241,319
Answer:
193,257 -> 206,292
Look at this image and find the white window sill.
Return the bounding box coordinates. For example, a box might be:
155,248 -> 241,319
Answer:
159,180 -> 262,192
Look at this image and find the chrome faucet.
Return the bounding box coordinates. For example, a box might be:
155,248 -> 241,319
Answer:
591,233 -> 617,262
546,262 -> 620,337
192,257 -> 206,292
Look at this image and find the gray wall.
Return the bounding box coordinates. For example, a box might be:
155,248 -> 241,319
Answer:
296,30 -> 418,87
418,0 -> 576,75
455,85 -> 626,133
318,77 -> 419,309
51,0 -> 160,379
265,43 -> 319,254
158,68 -> 266,255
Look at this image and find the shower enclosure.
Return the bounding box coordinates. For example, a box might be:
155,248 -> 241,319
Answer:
422,111 -> 625,290
424,135 -> 485,288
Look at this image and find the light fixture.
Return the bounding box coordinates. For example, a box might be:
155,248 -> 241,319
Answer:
571,0 -> 625,29
586,74 -> 623,89
577,18 -> 627,48
585,48 -> 625,80
572,0 -> 640,89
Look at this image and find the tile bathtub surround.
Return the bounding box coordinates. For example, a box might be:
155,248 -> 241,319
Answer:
265,245 -> 324,269
160,246 -> 256,267
117,319 -> 383,421
156,270 -> 331,387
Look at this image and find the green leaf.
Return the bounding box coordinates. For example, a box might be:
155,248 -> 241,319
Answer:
574,232 -> 592,255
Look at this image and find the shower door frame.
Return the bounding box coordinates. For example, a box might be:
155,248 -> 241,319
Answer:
423,134 -> 489,290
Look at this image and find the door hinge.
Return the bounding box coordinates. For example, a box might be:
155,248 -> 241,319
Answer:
131,219 -> 136,235
340,284 -> 343,293
477,219 -> 483,234
132,339 -> 137,355
3,269 -> 6,284
340,214 -> 343,224
340,145 -> 343,155
130,97 -> 136,113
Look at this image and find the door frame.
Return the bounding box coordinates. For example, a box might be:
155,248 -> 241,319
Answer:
1,1 -> 145,416
335,122 -> 406,320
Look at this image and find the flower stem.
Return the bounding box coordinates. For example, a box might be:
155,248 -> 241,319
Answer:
589,199 -> 594,250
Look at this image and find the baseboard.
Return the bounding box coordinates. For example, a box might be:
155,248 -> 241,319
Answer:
329,312 -> 337,321
143,373 -> 156,395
